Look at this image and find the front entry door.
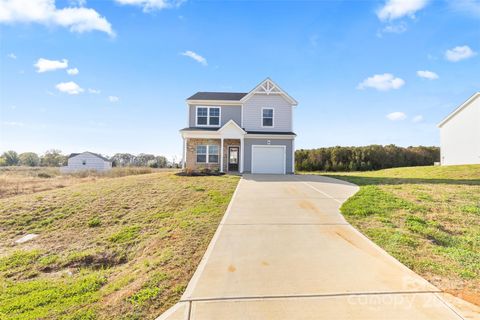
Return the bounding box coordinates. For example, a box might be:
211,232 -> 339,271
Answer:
228,147 -> 239,172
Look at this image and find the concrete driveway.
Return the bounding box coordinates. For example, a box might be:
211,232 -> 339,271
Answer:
158,174 -> 464,320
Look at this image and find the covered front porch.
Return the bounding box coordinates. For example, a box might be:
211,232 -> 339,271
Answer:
181,120 -> 246,173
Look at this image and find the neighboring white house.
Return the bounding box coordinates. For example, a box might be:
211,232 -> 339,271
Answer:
438,92 -> 480,165
61,152 -> 112,172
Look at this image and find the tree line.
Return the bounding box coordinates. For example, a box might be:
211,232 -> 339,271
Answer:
295,145 -> 440,172
0,150 -> 178,168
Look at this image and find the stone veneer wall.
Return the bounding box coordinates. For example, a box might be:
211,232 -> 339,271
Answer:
186,138 -> 240,172
186,138 -> 220,171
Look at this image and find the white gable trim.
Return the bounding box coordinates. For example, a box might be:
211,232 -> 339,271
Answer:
240,78 -> 298,106
180,120 -> 245,139
438,92 -> 480,128
218,119 -> 246,134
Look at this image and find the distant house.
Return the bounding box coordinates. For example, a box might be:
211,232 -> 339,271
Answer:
438,92 -> 480,165
61,152 -> 112,172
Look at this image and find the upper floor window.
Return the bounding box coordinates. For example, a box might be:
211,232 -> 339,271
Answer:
197,107 -> 220,127
262,108 -> 274,127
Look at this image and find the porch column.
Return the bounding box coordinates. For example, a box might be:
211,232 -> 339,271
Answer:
220,138 -> 224,173
240,137 -> 244,173
182,137 -> 187,169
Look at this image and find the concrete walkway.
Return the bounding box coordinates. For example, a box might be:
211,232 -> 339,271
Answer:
158,174 -> 465,319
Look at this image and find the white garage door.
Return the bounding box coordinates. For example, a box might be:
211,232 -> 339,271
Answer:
251,145 -> 286,174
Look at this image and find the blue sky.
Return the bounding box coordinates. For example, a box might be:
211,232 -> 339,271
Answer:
1,0 -> 479,160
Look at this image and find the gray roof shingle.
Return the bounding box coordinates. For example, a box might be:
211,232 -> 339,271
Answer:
179,127 -> 296,135
187,92 -> 247,101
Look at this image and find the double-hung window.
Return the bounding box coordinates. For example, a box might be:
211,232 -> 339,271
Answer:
262,108 -> 274,127
196,145 -> 207,163
196,145 -> 219,163
208,145 -> 219,163
197,107 -> 220,127
197,108 -> 208,125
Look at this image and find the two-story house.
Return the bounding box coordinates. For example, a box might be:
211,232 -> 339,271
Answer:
180,78 -> 297,174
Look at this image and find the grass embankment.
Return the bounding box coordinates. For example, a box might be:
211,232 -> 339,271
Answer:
0,166 -> 171,199
316,165 -> 480,305
0,172 -> 239,319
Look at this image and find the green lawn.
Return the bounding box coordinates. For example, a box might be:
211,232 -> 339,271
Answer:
0,172 -> 239,320
308,165 -> 480,306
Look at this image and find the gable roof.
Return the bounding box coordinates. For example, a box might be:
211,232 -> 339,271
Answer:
218,119 -> 246,134
438,92 -> 480,128
240,78 -> 298,106
69,151 -> 110,162
185,78 -> 297,106
187,92 -> 247,101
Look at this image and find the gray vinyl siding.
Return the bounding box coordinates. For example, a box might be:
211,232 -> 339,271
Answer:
242,94 -> 293,132
188,104 -> 242,127
243,138 -> 294,173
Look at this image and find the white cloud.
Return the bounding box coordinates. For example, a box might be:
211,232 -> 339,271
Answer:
376,22 -> 407,37
445,45 -> 477,62
115,0 -> 184,12
2,121 -> 24,127
383,24 -> 407,33
108,95 -> 119,102
55,81 -> 84,94
68,0 -> 86,6
448,0 -> 480,17
7,52 -> 16,59
0,0 -> 114,36
357,73 -> 405,91
88,88 -> 100,94
66,67 -> 79,75
416,70 -> 439,80
34,58 -> 68,72
412,115 -> 423,123
386,112 -> 407,121
181,50 -> 207,66
377,0 -> 429,21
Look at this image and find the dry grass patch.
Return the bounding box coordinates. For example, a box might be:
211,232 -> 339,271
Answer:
0,172 -> 239,319
0,167 -> 174,199
307,165 -> 480,306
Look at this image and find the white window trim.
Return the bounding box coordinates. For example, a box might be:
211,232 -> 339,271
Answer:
261,107 -> 274,128
196,144 -> 219,164
195,106 -> 221,127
